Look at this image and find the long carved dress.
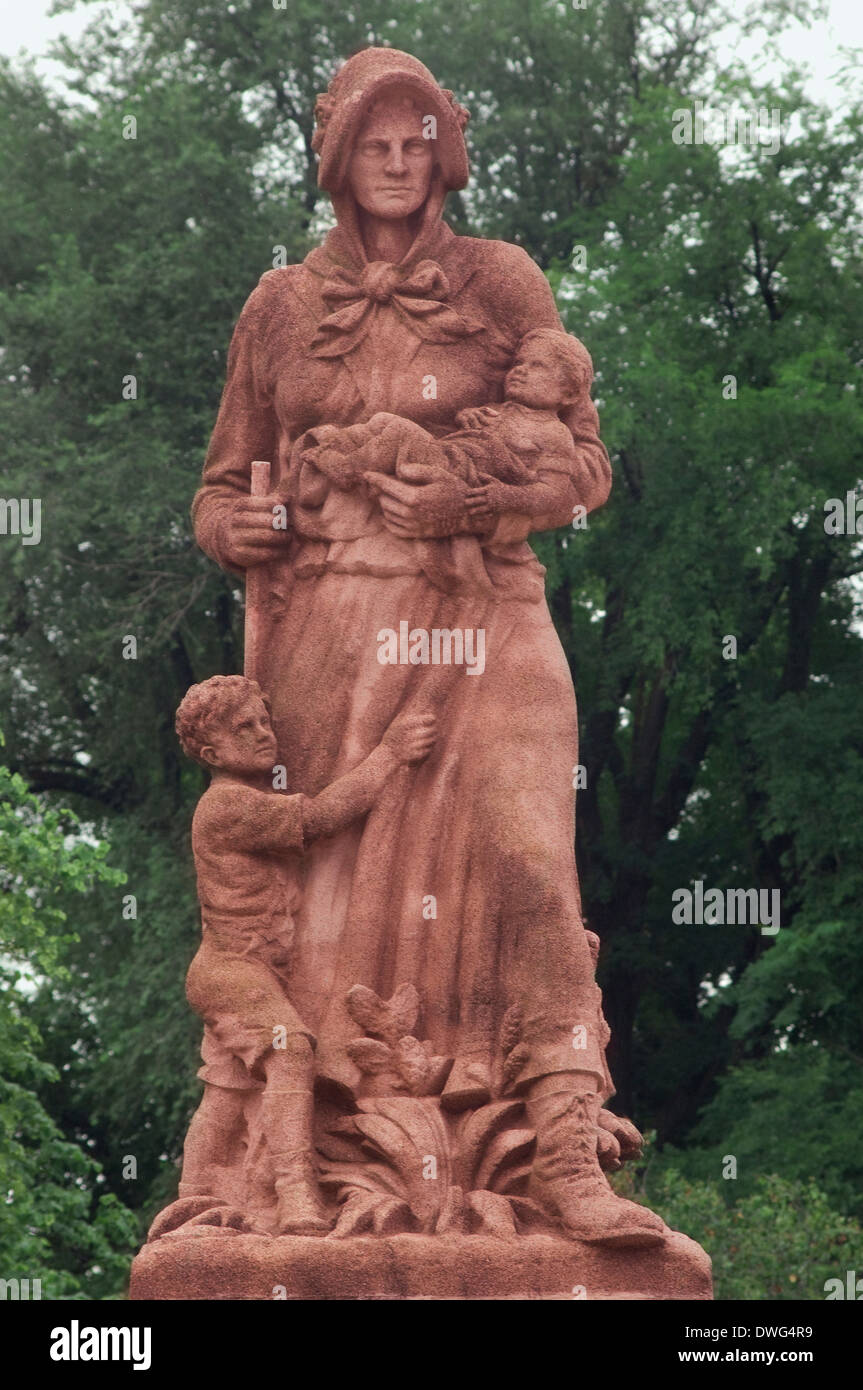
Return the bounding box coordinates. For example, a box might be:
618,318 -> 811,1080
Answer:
193,179 -> 614,1106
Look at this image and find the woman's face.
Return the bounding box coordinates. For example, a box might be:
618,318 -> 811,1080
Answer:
348,96 -> 433,221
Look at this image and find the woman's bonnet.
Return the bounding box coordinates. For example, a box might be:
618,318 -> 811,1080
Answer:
312,47 -> 471,194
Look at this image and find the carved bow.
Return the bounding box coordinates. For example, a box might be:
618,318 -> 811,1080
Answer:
310,259 -> 483,358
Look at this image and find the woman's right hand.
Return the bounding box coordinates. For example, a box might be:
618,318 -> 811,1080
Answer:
222,496 -> 290,568
369,460 -> 480,539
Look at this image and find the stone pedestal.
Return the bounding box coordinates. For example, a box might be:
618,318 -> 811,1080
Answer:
130,1229 -> 711,1301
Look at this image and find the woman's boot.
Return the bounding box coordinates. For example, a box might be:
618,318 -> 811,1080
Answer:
527,1074 -> 667,1248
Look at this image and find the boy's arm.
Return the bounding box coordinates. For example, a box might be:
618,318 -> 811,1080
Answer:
301,745 -> 397,843
302,711 -> 436,843
203,713 -> 435,857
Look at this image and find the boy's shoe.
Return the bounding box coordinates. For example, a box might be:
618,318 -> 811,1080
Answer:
274,1152 -> 332,1235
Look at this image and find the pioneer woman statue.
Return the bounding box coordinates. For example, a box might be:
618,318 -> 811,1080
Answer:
131,48 -> 715,1298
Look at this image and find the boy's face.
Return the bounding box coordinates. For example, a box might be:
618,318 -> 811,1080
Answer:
505,340 -> 570,410
200,694 -> 278,777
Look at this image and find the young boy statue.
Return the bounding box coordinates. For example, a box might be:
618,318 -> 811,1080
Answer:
174,674 -> 436,1235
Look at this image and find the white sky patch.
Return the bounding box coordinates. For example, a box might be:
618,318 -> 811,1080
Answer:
0,0 -> 861,113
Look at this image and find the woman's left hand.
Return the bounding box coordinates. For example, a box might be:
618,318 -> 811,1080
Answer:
367,460 -> 488,539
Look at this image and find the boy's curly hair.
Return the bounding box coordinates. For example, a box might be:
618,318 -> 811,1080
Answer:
519,328 -> 594,402
175,675 -> 271,765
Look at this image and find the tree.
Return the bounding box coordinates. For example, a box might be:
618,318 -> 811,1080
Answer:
0,757 -> 136,1297
545,77 -> 863,1130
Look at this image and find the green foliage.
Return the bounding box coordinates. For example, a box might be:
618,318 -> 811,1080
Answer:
546,72 -> 863,1145
0,765 -> 112,963
26,816 -> 204,1224
0,761 -> 137,1297
675,1050 -> 863,1220
654,1171 -> 861,1301
615,1135 -> 862,1299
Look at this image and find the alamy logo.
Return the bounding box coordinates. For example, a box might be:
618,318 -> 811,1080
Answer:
671,100 -> 781,154
671,881 -> 780,935
0,1277 -> 41,1299
0,497 -> 41,545
377,621 -> 486,675
49,1321 -> 152,1371
824,1271 -> 863,1299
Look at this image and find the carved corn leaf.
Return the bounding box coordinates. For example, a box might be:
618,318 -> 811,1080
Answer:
147,1196 -> 230,1242
475,1128 -> 535,1193
316,1117 -> 365,1164
389,982 -> 420,1037
424,1055 -> 454,1095
345,982 -> 420,1045
506,1194 -> 550,1232
490,1161 -> 532,1196
346,1037 -> 394,1074
345,985 -> 392,1039
362,1097 -> 450,1176
328,1190 -> 413,1239
499,1004 -> 523,1055
328,1191 -> 377,1239
371,1196 -> 414,1235
355,1098 -> 450,1232
502,1041 -> 530,1084
418,1039 -> 453,1094
317,1160 -> 405,1199
466,1190 -> 518,1241
436,1184 -> 467,1235
453,1100 -> 524,1190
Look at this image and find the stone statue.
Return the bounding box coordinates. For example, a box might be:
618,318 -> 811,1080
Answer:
131,46 -> 711,1300
173,674 -> 435,1237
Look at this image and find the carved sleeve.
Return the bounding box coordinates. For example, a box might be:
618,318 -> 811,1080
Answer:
191,277 -> 280,574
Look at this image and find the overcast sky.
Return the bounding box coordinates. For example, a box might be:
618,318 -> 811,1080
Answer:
0,0 -> 860,108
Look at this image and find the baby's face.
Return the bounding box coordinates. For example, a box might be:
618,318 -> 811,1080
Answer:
201,694 -> 278,777
505,342 -> 568,410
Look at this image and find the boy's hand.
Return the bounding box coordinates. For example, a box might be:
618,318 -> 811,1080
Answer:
382,711 -> 437,764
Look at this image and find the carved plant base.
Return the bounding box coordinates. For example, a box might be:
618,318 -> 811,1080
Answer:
129,1229 -> 712,1301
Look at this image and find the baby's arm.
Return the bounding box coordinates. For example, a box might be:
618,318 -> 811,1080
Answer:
466,471 -> 577,523
302,710 -> 436,842
466,420 -> 578,524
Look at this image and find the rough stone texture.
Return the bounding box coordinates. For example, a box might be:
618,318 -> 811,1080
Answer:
130,45 -> 712,1300
130,1231 -> 712,1302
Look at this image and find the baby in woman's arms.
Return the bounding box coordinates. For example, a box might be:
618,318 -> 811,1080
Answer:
297,328 -> 593,530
